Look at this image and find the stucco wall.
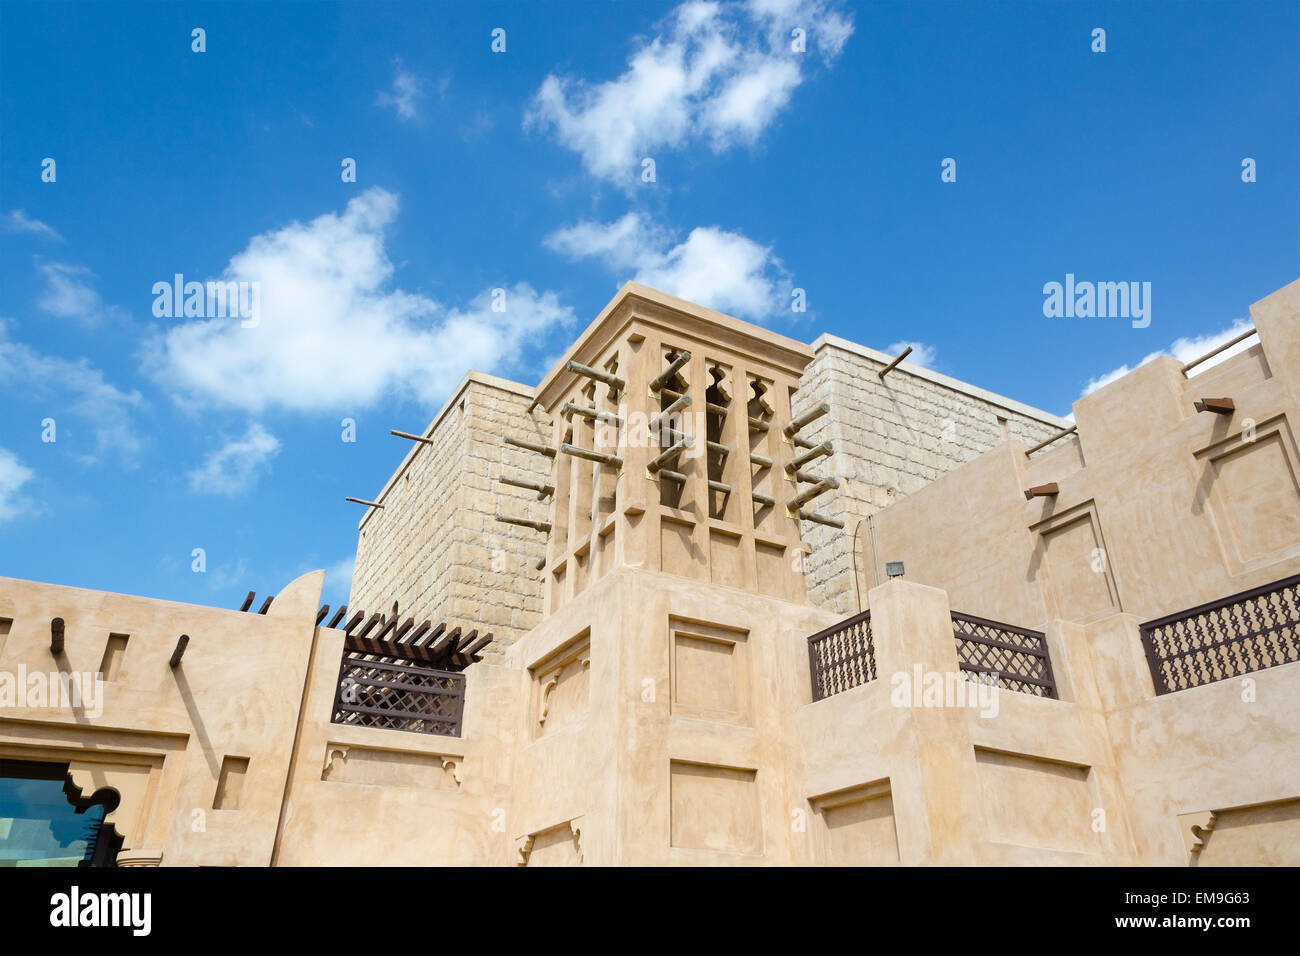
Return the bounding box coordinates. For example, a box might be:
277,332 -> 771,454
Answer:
863,278 -> 1300,627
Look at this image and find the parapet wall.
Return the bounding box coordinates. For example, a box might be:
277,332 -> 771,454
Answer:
865,277 -> 1300,627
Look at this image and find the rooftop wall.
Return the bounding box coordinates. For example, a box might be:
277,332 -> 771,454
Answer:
865,277 -> 1300,627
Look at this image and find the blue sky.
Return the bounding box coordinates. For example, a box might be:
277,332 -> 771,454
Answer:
1,0 -> 1297,609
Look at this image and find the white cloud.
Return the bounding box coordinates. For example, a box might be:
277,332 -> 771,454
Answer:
186,423 -> 282,496
1080,318 -> 1256,398
526,0 -> 853,185
545,212 -> 792,320
5,210 -> 61,241
148,188 -> 575,413
0,322 -> 144,465
376,61 -> 425,120
885,341 -> 937,369
0,448 -> 36,522
324,555 -> 355,605
36,261 -> 108,321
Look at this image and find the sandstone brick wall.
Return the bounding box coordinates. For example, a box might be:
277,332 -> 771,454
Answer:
349,371 -> 552,659
349,335 -> 1069,651
793,335 -> 1069,616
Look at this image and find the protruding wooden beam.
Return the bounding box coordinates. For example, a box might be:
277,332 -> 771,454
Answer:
878,345 -> 913,379
355,613 -> 383,640
461,633 -> 493,657
50,618 -> 65,655
343,610 -> 365,633
785,402 -> 830,438
662,389 -> 726,415
375,617 -> 398,641
407,621 -> 433,645
499,475 -> 555,496
315,605 -> 330,625
169,634 -> 190,669
794,470 -> 840,489
431,626 -> 461,658
788,441 -> 833,473
799,510 -> 845,529
752,491 -> 775,507
650,351 -> 692,392
560,443 -> 623,468
566,360 -> 625,392
1194,397 -> 1236,415
345,497 -> 385,509
790,477 -> 837,509
394,618 -> 416,643
750,453 -> 773,469
649,394 -> 691,431
562,402 -> 622,425
239,591 -> 255,612
1025,425 -> 1077,457
647,440 -> 689,474
327,605 -> 348,629
257,596 -> 274,615
534,556 -> 546,571
496,513 -> 553,533
419,622 -> 447,647
748,417 -> 771,432
1024,483 -> 1060,500
390,429 -> 435,445
504,436 -> 556,458
1181,327 -> 1257,374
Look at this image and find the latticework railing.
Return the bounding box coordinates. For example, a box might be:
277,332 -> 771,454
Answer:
808,610 -> 876,701
1140,572 -> 1300,695
951,611 -> 1058,699
332,658 -> 465,736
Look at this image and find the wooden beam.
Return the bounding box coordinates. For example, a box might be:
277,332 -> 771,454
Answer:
327,605 -> 348,629
499,475 -> 555,496
877,345 -> 913,379
1181,328 -> 1257,374
315,605 -> 330,625
1194,397 -> 1235,415
566,360 -> 625,392
345,497 -> 385,509
788,441 -> 832,473
649,351 -> 692,392
355,613 -> 382,640
257,596 -> 274,615
496,513 -> 553,533
390,429 -> 435,445
343,610 -> 365,633
784,402 -> 830,438
1024,483 -> 1060,500
560,443 -> 623,468
649,394 -> 691,430
1024,425 -> 1078,457
169,634 -> 189,669
504,436 -> 556,458
799,510 -> 845,529
239,591 -> 255,612
50,617 -> 65,655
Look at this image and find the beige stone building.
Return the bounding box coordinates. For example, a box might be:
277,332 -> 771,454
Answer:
2,278 -> 1298,866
